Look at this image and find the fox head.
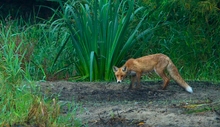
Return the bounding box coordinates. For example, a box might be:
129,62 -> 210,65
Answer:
113,66 -> 127,83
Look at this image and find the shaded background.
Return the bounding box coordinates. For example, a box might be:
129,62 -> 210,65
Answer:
0,0 -> 60,19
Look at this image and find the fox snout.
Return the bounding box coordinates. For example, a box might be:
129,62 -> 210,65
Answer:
117,80 -> 122,83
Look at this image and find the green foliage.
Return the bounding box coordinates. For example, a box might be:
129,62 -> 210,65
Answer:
0,21 -> 28,125
136,0 -> 220,81
26,23 -> 78,80
1,0 -> 219,82
52,0 -> 154,81
0,18 -> 81,126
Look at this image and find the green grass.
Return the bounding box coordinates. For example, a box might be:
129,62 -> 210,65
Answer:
0,18 -> 81,126
183,101 -> 220,114
135,0 -> 220,82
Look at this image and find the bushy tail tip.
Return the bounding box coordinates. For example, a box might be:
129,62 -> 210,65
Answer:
186,86 -> 193,93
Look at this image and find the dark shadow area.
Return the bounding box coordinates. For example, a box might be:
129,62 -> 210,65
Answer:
0,0 -> 60,20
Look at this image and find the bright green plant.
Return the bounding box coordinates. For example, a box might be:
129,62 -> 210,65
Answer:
0,21 -> 34,125
0,21 -> 27,125
0,18 -> 81,126
51,0 -> 157,81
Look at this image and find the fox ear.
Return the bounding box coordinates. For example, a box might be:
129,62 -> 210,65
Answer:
122,66 -> 127,72
113,66 -> 118,72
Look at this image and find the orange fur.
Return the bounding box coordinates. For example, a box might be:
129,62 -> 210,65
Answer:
113,53 -> 193,93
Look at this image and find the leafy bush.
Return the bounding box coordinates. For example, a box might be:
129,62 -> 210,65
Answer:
51,0 -> 156,81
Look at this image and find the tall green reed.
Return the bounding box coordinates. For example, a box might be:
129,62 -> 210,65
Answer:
52,0 -> 154,81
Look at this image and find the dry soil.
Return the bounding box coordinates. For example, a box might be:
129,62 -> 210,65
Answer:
39,81 -> 220,127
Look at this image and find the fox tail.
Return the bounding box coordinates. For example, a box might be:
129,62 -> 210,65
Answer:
167,60 -> 193,93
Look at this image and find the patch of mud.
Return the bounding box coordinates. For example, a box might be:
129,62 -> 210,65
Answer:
39,81 -> 220,127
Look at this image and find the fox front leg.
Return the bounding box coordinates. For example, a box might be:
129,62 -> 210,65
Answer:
128,71 -> 136,90
136,72 -> 142,89
128,75 -> 136,90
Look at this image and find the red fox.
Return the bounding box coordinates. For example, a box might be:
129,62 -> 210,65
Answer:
113,53 -> 193,93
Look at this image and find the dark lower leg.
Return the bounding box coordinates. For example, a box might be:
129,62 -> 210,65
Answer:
136,73 -> 142,89
162,78 -> 170,89
128,75 -> 136,89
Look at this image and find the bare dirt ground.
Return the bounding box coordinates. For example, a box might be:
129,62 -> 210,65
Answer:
39,81 -> 220,127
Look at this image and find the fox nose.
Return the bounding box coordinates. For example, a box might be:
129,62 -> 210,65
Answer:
117,80 -> 121,83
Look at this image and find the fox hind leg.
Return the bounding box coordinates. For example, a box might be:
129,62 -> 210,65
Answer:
154,64 -> 170,90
